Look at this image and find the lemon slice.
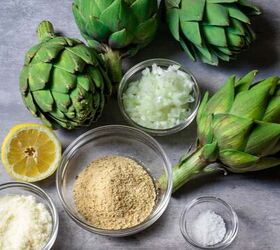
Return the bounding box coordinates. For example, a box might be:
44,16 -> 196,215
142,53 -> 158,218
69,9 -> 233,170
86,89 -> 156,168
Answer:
1,123 -> 61,182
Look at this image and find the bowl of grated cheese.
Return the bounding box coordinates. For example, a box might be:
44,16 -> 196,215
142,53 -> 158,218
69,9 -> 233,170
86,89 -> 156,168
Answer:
0,182 -> 59,250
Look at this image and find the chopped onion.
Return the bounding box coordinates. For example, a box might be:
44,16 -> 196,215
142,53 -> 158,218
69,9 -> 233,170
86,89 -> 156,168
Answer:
122,64 -> 195,130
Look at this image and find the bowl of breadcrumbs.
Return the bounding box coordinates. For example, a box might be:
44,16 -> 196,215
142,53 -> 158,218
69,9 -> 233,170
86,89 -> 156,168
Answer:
56,125 -> 172,236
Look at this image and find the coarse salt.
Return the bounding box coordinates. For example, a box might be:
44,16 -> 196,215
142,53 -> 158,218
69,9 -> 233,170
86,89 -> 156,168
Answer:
191,210 -> 226,246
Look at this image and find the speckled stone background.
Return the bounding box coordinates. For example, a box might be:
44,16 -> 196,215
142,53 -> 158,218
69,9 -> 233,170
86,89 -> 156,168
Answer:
0,1 -> 280,249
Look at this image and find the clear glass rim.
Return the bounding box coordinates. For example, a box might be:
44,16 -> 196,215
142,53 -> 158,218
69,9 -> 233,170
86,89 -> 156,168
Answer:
180,196 -> 239,249
56,125 -> 172,236
0,181 -> 59,250
118,58 -> 201,136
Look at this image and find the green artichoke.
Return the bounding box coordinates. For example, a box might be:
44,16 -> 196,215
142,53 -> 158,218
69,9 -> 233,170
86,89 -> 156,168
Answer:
72,0 -> 159,84
161,71 -> 280,192
165,0 -> 261,65
20,21 -> 111,129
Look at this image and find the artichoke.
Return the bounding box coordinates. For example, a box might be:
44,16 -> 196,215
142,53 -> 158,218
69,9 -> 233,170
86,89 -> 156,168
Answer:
20,21 -> 111,129
161,71 -> 280,192
165,0 -> 261,65
72,0 -> 159,84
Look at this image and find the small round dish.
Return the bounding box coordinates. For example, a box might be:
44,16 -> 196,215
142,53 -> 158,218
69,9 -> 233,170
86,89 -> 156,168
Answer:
118,58 -> 201,136
56,125 -> 172,237
0,182 -> 59,250
180,196 -> 238,249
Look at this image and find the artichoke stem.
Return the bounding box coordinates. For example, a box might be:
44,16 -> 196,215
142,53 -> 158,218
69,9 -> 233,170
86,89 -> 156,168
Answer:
160,147 -> 210,193
101,47 -> 122,91
37,21 -> 55,42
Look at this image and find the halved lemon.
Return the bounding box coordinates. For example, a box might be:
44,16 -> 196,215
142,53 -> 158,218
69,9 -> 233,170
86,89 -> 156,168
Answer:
1,123 -> 61,182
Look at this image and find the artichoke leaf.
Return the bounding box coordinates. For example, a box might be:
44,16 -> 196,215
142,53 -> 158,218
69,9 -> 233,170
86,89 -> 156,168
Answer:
238,0 -> 261,15
166,8 -> 180,41
134,14 -> 158,43
179,39 -> 196,61
227,19 -> 245,36
22,92 -> 39,117
32,90 -> 54,112
108,29 -> 134,48
228,6 -> 250,23
180,21 -> 202,46
88,67 -> 104,90
54,50 -> 86,73
197,47 -> 219,65
263,96 -> 280,123
202,142 -> 218,162
51,68 -> 77,93
205,75 -> 235,114
32,45 -> 64,63
77,74 -> 92,92
197,112 -> 213,145
212,113 -> 253,150
95,0 -> 115,12
72,3 -> 87,33
28,63 -> 52,91
213,48 -> 231,61
85,17 -> 111,42
219,149 -> 259,169
233,157 -> 280,173
24,44 -> 42,65
180,0 -> 205,22
130,0 -> 157,22
245,121 -> 280,156
70,83 -> 88,103
19,66 -> 29,95
230,77 -> 279,120
227,32 -> 245,47
235,70 -> 258,93
203,25 -> 227,47
39,112 -> 54,128
205,3 -> 229,26
52,92 -> 71,113
193,44 -> 213,62
215,46 -> 233,56
100,0 -> 130,32
46,37 -> 68,47
197,92 -> 209,121
66,44 -> 96,65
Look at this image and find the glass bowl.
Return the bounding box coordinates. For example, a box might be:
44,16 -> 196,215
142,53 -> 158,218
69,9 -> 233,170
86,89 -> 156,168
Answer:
0,182 -> 59,250
118,58 -> 201,136
180,196 -> 239,249
56,125 -> 172,236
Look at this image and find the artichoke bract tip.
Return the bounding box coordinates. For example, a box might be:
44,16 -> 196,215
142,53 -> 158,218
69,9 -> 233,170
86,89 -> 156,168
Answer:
36,20 -> 55,41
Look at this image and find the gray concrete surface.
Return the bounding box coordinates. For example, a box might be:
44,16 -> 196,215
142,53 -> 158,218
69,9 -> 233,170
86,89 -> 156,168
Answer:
0,0 -> 280,249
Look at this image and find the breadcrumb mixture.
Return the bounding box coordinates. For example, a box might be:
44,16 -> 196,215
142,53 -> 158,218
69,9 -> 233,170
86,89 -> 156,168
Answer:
73,155 -> 157,230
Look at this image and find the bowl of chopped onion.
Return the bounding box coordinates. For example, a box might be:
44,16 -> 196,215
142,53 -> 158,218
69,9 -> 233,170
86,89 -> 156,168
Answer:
118,58 -> 201,136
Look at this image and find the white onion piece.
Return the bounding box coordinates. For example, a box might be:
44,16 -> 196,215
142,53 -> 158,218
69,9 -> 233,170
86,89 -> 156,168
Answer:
123,64 -> 195,130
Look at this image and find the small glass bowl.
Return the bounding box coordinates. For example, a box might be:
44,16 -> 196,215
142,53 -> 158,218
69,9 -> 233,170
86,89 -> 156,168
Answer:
0,182 -> 59,250
56,125 -> 172,237
180,196 -> 239,249
118,58 -> 201,136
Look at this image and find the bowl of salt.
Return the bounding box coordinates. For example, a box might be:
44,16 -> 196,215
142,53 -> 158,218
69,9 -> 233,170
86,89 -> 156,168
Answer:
180,196 -> 239,249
